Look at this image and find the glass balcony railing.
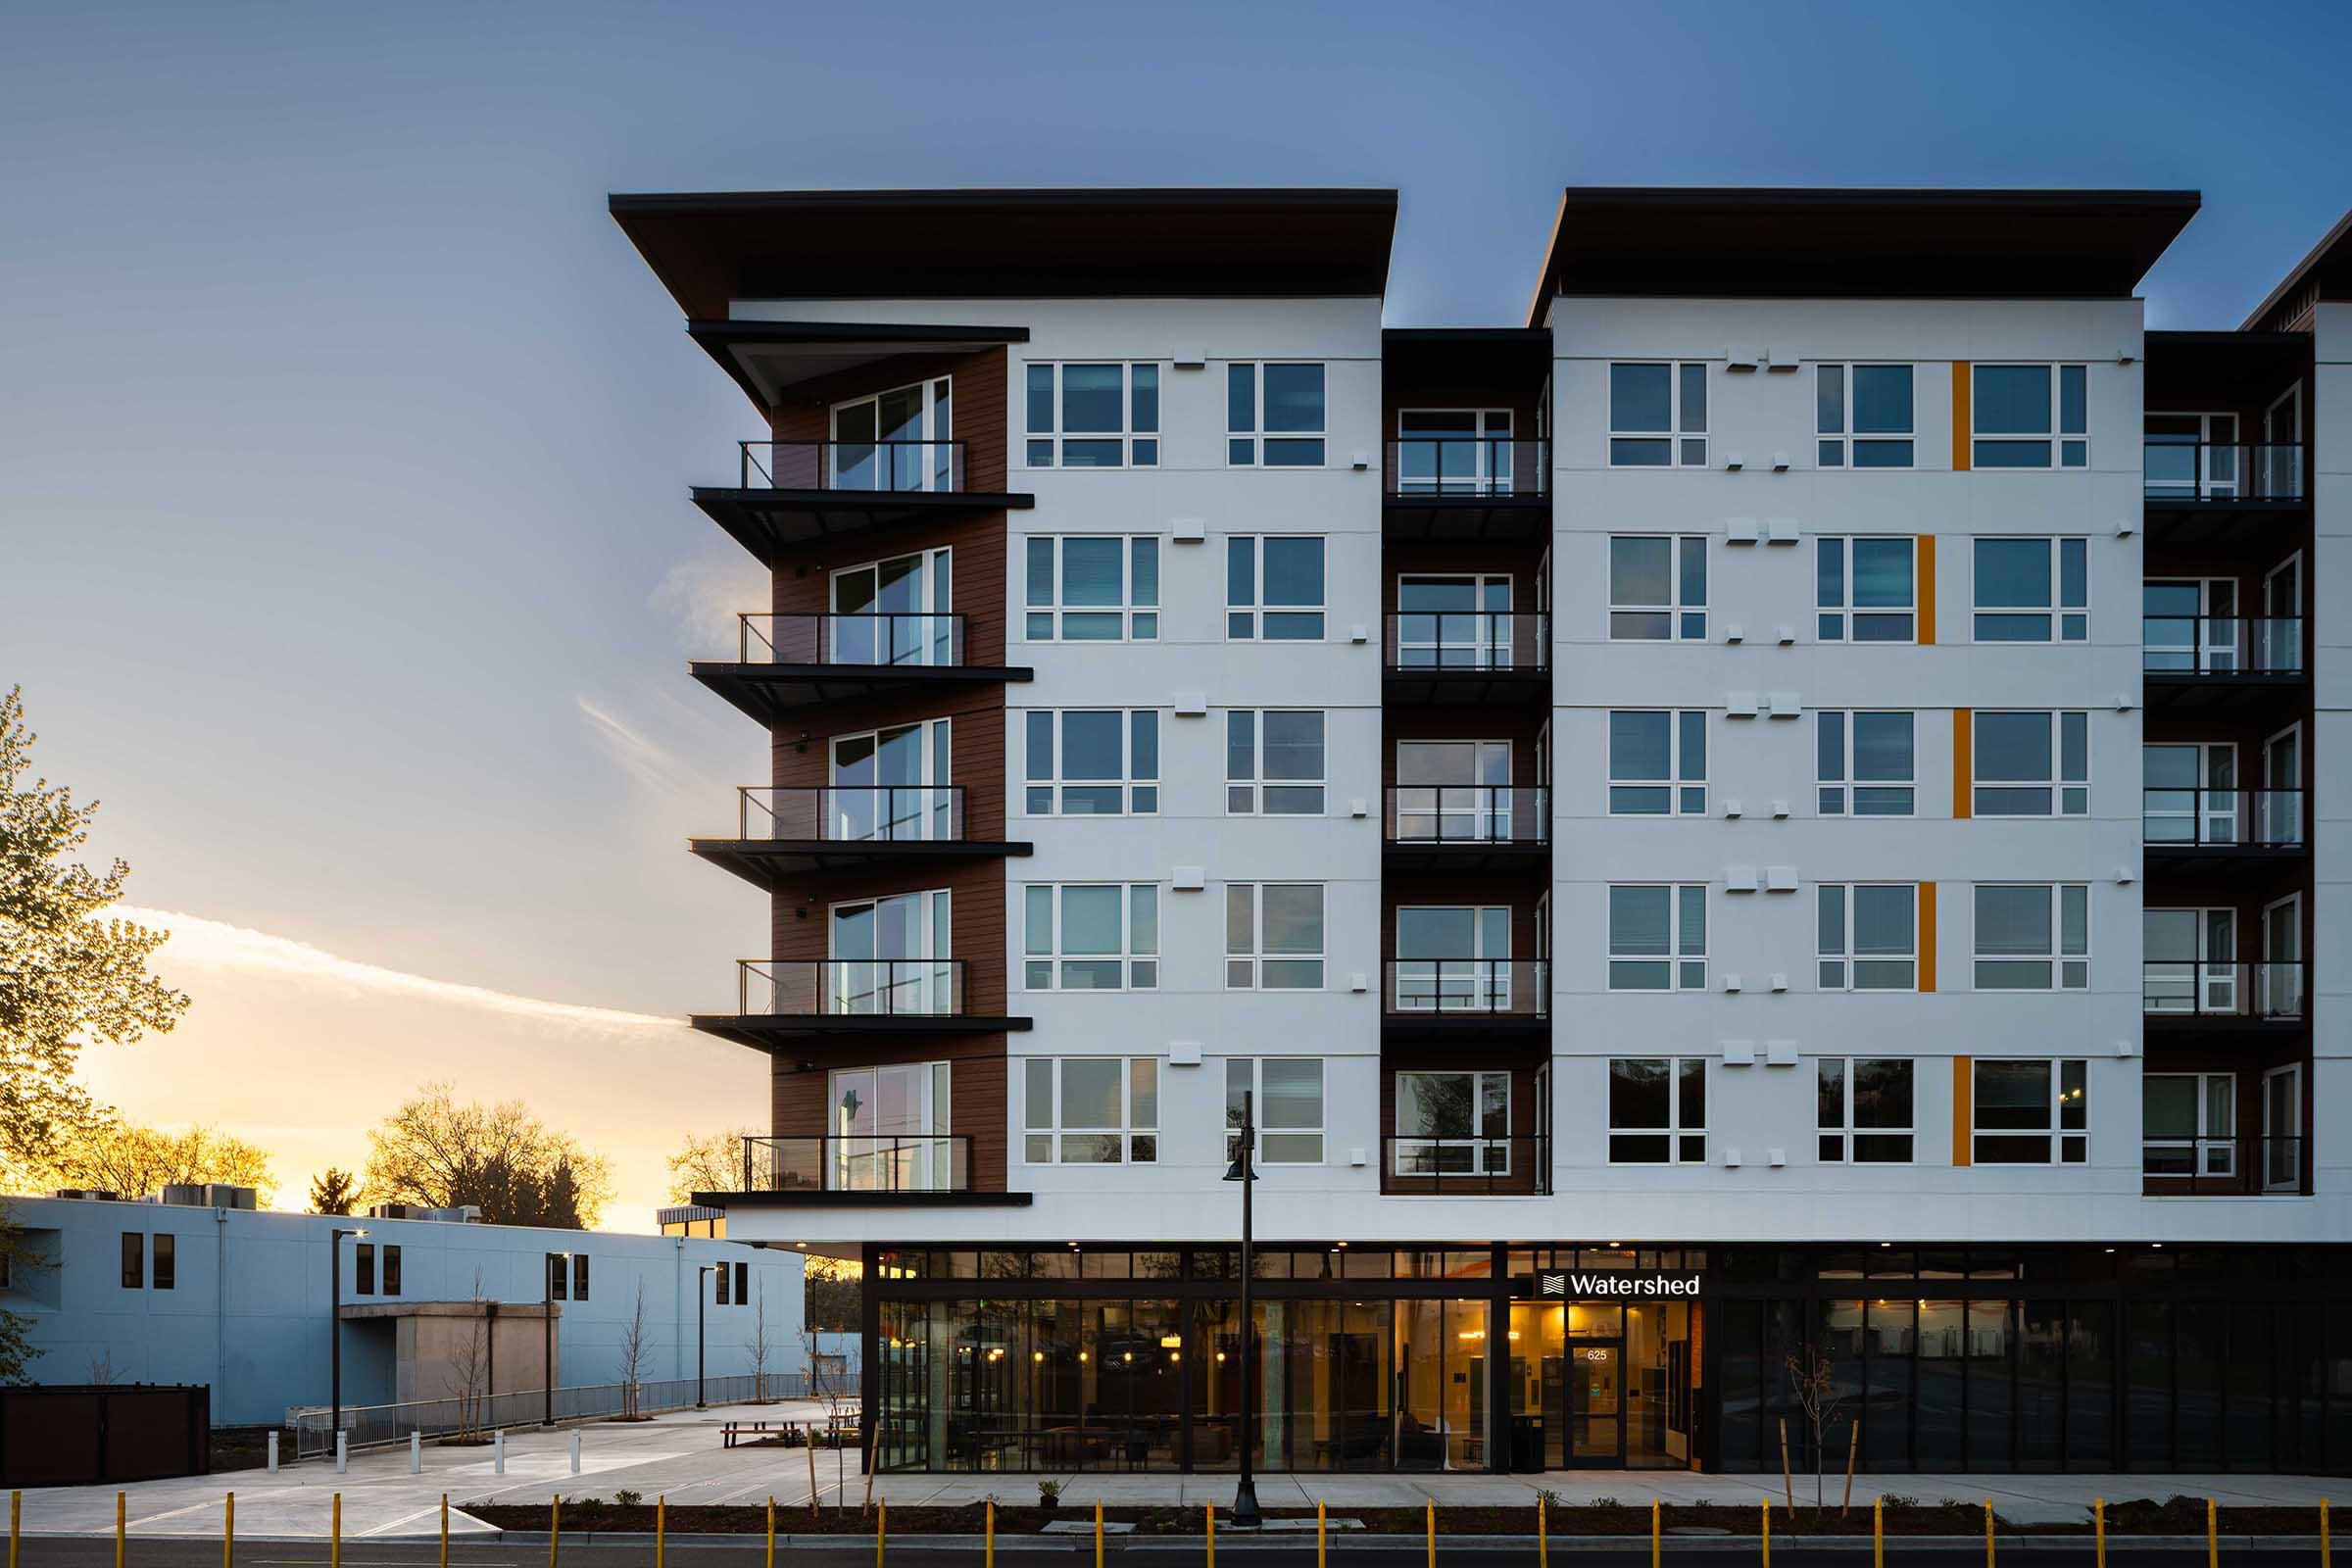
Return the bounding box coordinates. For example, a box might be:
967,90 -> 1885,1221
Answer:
2141,787 -> 2305,849
739,439 -> 966,493
729,786 -> 964,843
730,958 -> 966,1018
2143,441 -> 2304,502
730,612 -> 963,667
739,1135 -> 970,1194
2141,615 -> 2304,675
2141,959 -> 2305,1019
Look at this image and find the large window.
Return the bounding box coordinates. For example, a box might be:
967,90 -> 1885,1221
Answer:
2144,1073 -> 2236,1180
120,1233 -> 141,1290
1973,1059 -> 2087,1164
1816,365 -> 1915,468
1816,537 -> 1917,642
1974,885 -> 2089,991
1024,1057 -> 1158,1164
386,1246 -> 406,1298
1608,710 -> 1707,815
1608,1058 -> 1707,1163
153,1233 -> 175,1292
1225,883 -> 1325,990
355,1242 -> 375,1295
1023,884 -> 1159,991
1972,364 -> 2087,469
1816,884 -> 1919,991
1025,363 -> 1158,467
1608,535 -> 1707,641
1817,1058 -> 1915,1163
1024,536 -> 1158,641
1609,363 -> 1708,467
1608,884 -> 1707,992
1226,536 -> 1326,641
830,377 -> 953,490
1974,710 -> 2088,816
1817,710 -> 1915,816
1226,1058 -> 1325,1164
1226,710 -> 1326,815
1024,710 -> 1158,815
1974,538 -> 2088,643
1226,363 -> 1326,466
1394,1071 -> 1512,1176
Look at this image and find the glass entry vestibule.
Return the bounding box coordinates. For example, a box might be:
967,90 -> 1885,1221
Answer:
1505,1300 -> 1696,1468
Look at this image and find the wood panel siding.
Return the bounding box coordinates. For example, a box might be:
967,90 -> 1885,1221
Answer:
769,1040 -> 1007,1194
765,347 -> 1008,493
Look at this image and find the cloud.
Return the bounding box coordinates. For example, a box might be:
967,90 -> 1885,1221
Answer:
118,906 -> 683,1041
575,694 -> 702,798
652,547 -> 768,654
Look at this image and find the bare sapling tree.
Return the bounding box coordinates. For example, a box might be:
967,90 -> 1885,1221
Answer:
616,1280 -> 650,1418
1785,1348 -> 1849,1511
749,1279 -> 773,1401
87,1348 -> 122,1386
800,1324 -> 855,1507
446,1266 -> 491,1440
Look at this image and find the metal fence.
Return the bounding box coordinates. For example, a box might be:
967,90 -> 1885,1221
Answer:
289,1369 -> 861,1458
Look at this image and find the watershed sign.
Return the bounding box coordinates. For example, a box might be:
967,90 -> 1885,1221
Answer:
1525,1270 -> 1704,1299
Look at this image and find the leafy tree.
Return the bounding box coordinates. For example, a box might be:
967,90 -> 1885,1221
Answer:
309,1166 -> 361,1216
0,1216 -> 39,1383
46,1120 -> 275,1202
664,1125 -> 760,1201
363,1082 -> 613,1228
0,684 -> 189,1186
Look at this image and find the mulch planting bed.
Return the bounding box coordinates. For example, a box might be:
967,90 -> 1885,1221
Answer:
468,1499 -> 2326,1538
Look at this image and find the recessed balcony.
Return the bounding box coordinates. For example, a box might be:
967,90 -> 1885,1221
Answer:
2142,616 -> 2307,710
691,1135 -> 1029,1209
1382,612 -> 1549,707
2141,1134 -> 2306,1199
1382,438 -> 1549,542
2141,960 -> 2306,1039
1383,787 -> 1547,871
693,441 -> 1033,564
1380,958 -> 1548,1041
690,787 -> 1030,887
2143,442 -> 2306,544
1380,1134 -> 1552,1198
2142,788 -> 2306,874
692,958 -> 1030,1050
691,612 -> 1031,723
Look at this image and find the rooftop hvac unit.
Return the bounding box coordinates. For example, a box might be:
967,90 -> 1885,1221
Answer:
367,1201 -> 421,1219
204,1184 -> 258,1209
52,1189 -> 122,1202
160,1184 -> 210,1206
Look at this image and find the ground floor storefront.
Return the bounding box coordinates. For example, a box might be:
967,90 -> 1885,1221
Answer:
860,1242 -> 2352,1477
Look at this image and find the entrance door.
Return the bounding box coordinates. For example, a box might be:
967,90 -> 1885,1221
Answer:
832,378 -> 953,491
830,889 -> 951,1014
2264,555 -> 2304,672
831,719 -> 950,843
2263,725 -> 2304,848
2144,412 -> 2238,498
832,548 -> 952,665
1569,1342 -> 1623,1463
2263,1064 -> 2304,1192
1394,738 -> 1511,842
1396,575 -> 1513,669
2263,894 -> 2304,1019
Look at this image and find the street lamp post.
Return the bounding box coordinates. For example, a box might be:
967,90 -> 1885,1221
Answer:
695,1265 -> 715,1408
544,1250 -> 572,1427
328,1227 -> 368,1446
1221,1091 -> 1261,1528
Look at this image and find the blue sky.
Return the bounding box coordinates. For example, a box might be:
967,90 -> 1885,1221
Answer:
3,0 -> 2346,1223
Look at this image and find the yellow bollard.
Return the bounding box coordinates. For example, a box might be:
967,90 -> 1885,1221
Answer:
10,1491 -> 20,1568
1984,1497 -> 1994,1568
2323,1499 -> 2332,1568
1426,1502 -> 1436,1568
879,1498 -> 889,1568
1318,1500 -> 1327,1568
1648,1498 -> 1658,1568
549,1494 -> 560,1568
1205,1502 -> 1215,1568
1873,1496 -> 1884,1568
656,1496 -> 666,1568
330,1493 -> 341,1568
1761,1496 -> 1770,1568
2093,1498 -> 2104,1568
1093,1501 -> 1102,1568
1539,1495 -> 1548,1568
767,1496 -> 777,1568
224,1492 -> 234,1568
440,1494 -> 449,1568
117,1492 -> 126,1568
985,1499 -> 994,1568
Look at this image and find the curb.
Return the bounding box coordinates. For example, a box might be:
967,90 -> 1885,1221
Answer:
475,1529 -> 2329,1553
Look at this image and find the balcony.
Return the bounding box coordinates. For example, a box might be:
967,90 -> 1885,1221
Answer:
1381,958 -> 1548,1041
691,612 -> 1031,723
691,958 -> 1030,1049
690,787 -> 1030,887
2142,788 -> 2306,873
2143,616 -> 2307,710
2143,442 -> 2305,544
1380,1135 -> 1551,1197
1383,787 -> 1548,871
1382,438 -> 1550,542
693,441 -> 1032,564
2141,960 -> 2306,1038
2141,1135 -> 2306,1198
1383,612 -> 1549,706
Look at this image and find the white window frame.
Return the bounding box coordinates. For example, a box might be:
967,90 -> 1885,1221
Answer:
825,717 -> 952,843
1226,1057 -> 1326,1165
1816,710 -> 1916,817
1816,883 -> 1920,993
1814,364 -> 1917,468
1393,1069 -> 1514,1177
1224,882 -> 1326,991
1972,884 -> 2090,993
1021,1056 -> 1158,1165
1815,1057 -> 1916,1164
1606,710 -> 1708,816
1971,1057 -> 2088,1165
1392,905 -> 1513,1012
2261,1062 -> 2302,1192
1972,537 -> 2089,644
1815,536 -> 1918,643
1391,738 -> 1512,843
1021,883 -> 1159,992
1607,361 -> 1708,467
1972,363 -> 2088,469
2143,1071 -> 2236,1180
1225,362 -> 1327,467
824,888 -> 952,1015
1394,409 -> 1516,494
1607,883 -> 1708,993
1022,710 -> 1159,817
1023,535 -> 1159,643
2143,741 -> 2238,847
1607,534 -> 1708,642
1973,710 -> 2089,817
1394,573 -> 1515,668
829,377 -> 954,490
1023,362 -> 1159,468
2142,906 -> 2238,1015
1606,1057 -> 1708,1165
826,546 -> 954,665
1225,709 -> 1327,816
1225,534 -> 1327,641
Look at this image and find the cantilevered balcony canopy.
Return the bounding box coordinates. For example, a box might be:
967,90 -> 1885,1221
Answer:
691,613 -> 1030,723
694,440 -> 1033,564
691,958 -> 1030,1051
691,786 -> 1030,886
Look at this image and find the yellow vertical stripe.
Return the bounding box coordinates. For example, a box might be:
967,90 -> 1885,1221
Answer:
1919,883 -> 1937,994
1952,710 -> 1973,819
1916,536 -> 1936,645
1952,1055 -> 1973,1167
1951,362 -> 1972,470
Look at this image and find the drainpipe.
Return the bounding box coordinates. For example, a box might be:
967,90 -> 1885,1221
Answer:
674,1236 -> 686,1381
216,1207 -> 230,1419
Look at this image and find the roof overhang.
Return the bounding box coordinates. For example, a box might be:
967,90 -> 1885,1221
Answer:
612,188 -> 1398,318
1526,187 -> 2201,324
688,319 -> 1030,409
2240,207 -> 2352,331
2143,330 -> 2314,407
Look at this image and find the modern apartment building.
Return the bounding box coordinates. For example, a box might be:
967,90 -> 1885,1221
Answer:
612,186 -> 2351,1477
